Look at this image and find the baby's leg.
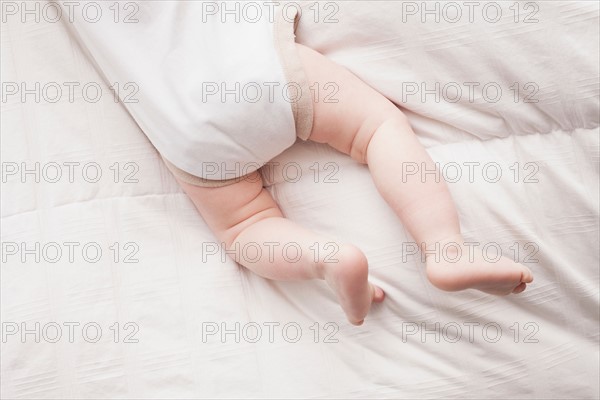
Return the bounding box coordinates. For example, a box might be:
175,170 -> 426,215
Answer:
297,44 -> 533,295
176,171 -> 384,325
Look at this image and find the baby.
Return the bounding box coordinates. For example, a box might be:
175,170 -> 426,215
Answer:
67,2 -> 533,325
174,43 -> 533,325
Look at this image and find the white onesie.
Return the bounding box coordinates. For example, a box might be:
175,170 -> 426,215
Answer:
62,1 -> 312,185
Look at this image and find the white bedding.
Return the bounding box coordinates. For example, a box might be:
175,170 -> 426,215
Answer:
1,1 -> 599,399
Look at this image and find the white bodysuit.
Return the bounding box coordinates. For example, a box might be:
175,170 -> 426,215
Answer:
62,1 -> 312,184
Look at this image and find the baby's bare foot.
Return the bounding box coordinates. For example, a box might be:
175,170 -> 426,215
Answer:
425,235 -> 534,295
323,244 -> 385,325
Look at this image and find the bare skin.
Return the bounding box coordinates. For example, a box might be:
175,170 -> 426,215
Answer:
175,44 -> 533,325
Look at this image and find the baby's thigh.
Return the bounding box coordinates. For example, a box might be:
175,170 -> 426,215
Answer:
296,44 -> 401,158
176,171 -> 283,246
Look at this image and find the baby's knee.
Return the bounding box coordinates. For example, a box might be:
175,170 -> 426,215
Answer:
350,111 -> 409,164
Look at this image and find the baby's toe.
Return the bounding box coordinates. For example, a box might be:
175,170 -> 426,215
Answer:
371,284 -> 385,303
512,282 -> 527,294
521,267 -> 534,283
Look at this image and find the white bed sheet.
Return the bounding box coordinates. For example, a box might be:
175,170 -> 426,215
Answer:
1,1 -> 599,399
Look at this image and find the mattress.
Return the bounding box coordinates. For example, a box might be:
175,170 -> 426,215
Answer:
1,1 -> 599,398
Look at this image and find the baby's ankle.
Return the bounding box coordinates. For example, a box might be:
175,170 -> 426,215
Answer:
420,234 -> 464,258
